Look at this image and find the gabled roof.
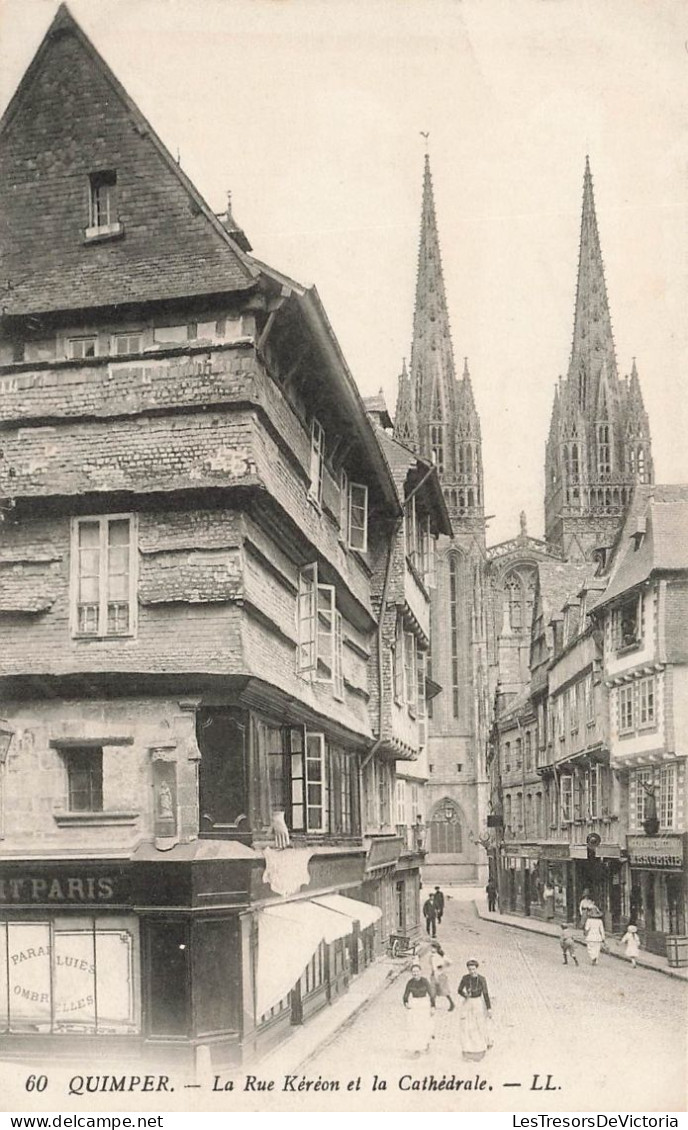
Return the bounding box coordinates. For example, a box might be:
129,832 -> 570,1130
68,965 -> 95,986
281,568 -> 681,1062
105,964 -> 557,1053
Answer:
0,4 -> 257,317
374,426 -> 452,536
591,485 -> 688,609
535,560 -> 591,627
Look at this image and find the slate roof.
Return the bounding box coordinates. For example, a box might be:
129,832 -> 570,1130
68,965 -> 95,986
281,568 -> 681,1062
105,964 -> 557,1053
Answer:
0,4 -> 256,317
374,426 -> 452,536
591,485 -> 688,609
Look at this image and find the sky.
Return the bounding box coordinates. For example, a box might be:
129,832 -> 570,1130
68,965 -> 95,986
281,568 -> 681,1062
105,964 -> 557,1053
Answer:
1,0 -> 686,544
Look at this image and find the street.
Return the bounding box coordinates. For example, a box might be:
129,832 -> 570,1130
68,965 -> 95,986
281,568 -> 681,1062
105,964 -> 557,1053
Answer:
303,891 -> 687,1112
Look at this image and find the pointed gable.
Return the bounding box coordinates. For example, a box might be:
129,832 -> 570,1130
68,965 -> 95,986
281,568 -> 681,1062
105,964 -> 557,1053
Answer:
0,5 -> 256,317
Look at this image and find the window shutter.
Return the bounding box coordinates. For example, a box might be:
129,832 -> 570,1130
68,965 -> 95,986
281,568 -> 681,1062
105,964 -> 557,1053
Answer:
288,726 -> 306,831
297,564 -> 317,674
339,469 -> 349,534
394,618 -> 404,702
333,610 -> 344,700
417,650 -> 427,748
305,732 -> 327,832
348,482 -> 368,552
316,584 -> 335,680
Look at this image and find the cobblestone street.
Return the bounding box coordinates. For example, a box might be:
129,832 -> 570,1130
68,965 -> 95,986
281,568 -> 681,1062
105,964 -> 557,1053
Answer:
303,892 -> 687,1113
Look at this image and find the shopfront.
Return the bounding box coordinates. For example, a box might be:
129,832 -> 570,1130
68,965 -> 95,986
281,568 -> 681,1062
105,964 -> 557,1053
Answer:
627,834 -> 687,957
532,845 -> 573,924
0,849 -> 255,1068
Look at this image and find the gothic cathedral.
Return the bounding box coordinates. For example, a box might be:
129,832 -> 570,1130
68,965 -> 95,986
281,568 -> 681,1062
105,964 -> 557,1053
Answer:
394,155 -> 653,882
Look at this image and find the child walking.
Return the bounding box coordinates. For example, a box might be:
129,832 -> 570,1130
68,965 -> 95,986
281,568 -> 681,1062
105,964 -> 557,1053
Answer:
621,924 -> 641,968
559,923 -> 579,966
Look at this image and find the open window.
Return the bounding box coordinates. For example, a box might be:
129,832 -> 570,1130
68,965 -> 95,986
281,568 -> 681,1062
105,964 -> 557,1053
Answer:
297,564 -> 342,686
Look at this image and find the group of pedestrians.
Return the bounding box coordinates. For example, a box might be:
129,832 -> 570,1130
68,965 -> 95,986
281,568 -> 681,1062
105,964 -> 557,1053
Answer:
404,888 -> 493,1060
422,886 -> 444,936
558,888 -> 642,968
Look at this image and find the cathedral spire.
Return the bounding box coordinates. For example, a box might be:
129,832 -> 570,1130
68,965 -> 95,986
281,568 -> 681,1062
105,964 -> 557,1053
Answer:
544,160 -> 654,558
569,156 -> 617,400
410,154 -> 457,444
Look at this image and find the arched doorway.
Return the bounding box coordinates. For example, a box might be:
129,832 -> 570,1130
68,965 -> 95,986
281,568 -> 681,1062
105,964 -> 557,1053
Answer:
429,798 -> 463,854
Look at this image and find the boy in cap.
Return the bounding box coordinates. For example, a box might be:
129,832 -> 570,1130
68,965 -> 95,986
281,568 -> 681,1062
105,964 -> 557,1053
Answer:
560,922 -> 579,966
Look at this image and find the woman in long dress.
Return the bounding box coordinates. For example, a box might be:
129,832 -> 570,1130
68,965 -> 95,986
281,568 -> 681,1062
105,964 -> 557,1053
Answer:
457,960 -> 492,1061
584,909 -> 605,964
402,961 -> 435,1056
429,942 -> 455,1010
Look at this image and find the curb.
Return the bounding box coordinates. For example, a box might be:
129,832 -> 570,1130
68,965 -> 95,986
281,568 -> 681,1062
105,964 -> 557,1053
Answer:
474,902 -> 688,982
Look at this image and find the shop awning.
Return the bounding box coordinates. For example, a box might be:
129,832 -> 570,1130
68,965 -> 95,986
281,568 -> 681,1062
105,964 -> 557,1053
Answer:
312,893 -> 382,931
255,899 -> 357,1019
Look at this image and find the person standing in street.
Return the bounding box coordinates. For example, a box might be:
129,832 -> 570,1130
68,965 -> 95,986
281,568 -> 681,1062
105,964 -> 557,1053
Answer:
403,961 -> 436,1056
457,960 -> 493,1061
486,880 -> 497,913
559,923 -> 579,966
433,885 -> 445,925
429,941 -> 455,1010
620,924 -> 641,968
583,907 -> 605,964
579,888 -> 596,928
423,894 -> 437,937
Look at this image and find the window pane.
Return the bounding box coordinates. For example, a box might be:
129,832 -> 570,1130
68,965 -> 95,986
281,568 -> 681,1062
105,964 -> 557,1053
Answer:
7,923 -> 51,1032
95,925 -> 138,1032
53,928 -> 96,1032
0,924 -> 7,1031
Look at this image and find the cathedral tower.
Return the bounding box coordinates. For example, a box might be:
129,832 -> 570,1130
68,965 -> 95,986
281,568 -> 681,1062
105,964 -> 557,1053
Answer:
545,159 -> 654,561
395,155 -> 488,882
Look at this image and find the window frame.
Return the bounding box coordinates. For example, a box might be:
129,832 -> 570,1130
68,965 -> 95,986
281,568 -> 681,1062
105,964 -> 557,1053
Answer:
71,514 -> 137,639
560,775 -> 573,823
618,684 -> 635,735
638,675 -> 656,729
68,336 -> 98,360
308,417 -> 325,506
111,332 -> 143,357
62,745 -> 104,813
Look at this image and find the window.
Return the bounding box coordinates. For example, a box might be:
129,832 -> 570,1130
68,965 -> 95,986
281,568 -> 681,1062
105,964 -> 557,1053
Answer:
449,555 -> 460,718
638,676 -> 655,727
89,170 -> 117,228
612,595 -> 643,650
557,695 -> 566,740
560,775 -> 573,822
308,418 -> 325,506
585,673 -> 595,724
618,685 -> 634,734
504,741 -> 511,773
514,737 -> 522,770
597,423 -> 611,475
111,332 -> 142,356
64,747 -> 103,812
569,685 -> 579,733
417,650 -> 427,748
430,424 -> 445,473
0,918 -> 140,1035
633,767 -> 676,832
346,482 -> 368,552
429,799 -> 463,853
267,726 -> 354,835
333,611 -> 344,701
586,765 -> 600,819
404,631 -> 417,711
72,515 -> 135,637
69,337 -> 97,360
394,616 -> 404,703
297,564 -> 342,685
524,730 -> 532,769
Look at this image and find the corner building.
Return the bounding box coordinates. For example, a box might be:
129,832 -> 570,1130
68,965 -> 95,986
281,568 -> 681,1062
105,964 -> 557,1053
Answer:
0,5 -> 436,1069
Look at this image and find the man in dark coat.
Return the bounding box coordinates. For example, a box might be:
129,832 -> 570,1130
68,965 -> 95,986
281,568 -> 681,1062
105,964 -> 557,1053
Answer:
486,880 -> 497,912
433,886 -> 445,924
423,895 -> 437,937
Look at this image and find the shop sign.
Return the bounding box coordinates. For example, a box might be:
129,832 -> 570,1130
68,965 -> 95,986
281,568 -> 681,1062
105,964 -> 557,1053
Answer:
627,835 -> 683,869
0,872 -> 119,904
541,845 -> 570,860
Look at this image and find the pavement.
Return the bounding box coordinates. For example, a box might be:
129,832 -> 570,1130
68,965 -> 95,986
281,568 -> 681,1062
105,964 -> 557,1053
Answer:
300,885 -> 687,1112
473,890 -> 688,982
256,882 -> 687,1082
